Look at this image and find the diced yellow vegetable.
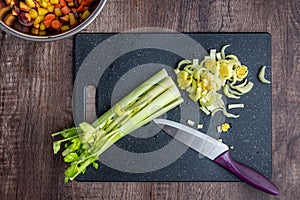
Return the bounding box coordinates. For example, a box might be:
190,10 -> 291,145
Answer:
39,30 -> 47,36
38,7 -> 48,16
47,5 -> 54,13
20,2 -> 31,12
68,2 -> 74,7
34,15 -> 44,25
61,25 -> 70,32
31,27 -> 39,35
33,23 -> 40,29
221,123 -> 230,132
25,0 -> 36,8
81,10 -> 90,20
39,22 -> 46,30
38,0 -> 48,8
69,12 -> 76,26
29,9 -> 38,19
60,15 -> 70,23
50,0 -> 59,4
54,7 -> 62,17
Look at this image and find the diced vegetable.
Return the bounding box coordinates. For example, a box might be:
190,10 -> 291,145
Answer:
60,0 -> 66,7
217,123 -> 230,133
33,15 -> 44,25
19,2 -> 30,12
39,22 -> 46,30
38,7 -> 48,16
69,12 -> 77,27
54,7 -> 63,17
51,19 -> 61,30
47,5 -> 55,13
50,0 -> 59,5
81,9 -> 90,20
31,27 -> 38,35
39,30 -> 46,35
38,0 -> 48,8
44,13 -> 56,21
29,9 -> 38,19
61,5 -> 70,15
221,123 -> 230,132
25,0 -> 35,8
60,24 -> 70,32
51,69 -> 183,182
1,0 -> 98,36
3,13 -> 16,26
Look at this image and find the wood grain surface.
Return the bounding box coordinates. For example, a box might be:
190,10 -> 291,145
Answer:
0,0 -> 299,199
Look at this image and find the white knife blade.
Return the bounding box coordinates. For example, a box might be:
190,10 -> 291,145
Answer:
153,118 -> 228,160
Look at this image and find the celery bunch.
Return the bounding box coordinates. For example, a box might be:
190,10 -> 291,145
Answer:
52,69 -> 183,182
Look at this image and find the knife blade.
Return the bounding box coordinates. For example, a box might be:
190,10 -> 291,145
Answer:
153,118 -> 279,196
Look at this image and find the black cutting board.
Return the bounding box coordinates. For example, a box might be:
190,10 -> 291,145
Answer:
73,33 -> 272,181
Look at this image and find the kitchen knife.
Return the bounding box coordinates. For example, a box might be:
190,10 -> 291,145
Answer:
153,118 -> 279,196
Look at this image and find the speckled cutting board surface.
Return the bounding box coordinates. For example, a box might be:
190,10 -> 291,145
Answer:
73,33 -> 272,181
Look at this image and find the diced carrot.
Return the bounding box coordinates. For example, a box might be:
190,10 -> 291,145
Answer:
77,4 -> 85,12
44,14 -> 56,22
43,14 -> 56,28
82,0 -> 91,5
54,4 -> 61,8
51,19 -> 62,30
61,5 -> 71,15
43,19 -> 52,28
65,0 -> 73,2
60,0 -> 66,7
77,5 -> 83,12
77,0 -> 92,12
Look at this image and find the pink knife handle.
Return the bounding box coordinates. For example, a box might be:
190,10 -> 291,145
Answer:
214,151 -> 279,196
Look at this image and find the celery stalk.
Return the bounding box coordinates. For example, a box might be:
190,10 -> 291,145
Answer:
51,69 -> 183,182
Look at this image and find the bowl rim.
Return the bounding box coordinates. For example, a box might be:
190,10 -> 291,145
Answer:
0,0 -> 107,42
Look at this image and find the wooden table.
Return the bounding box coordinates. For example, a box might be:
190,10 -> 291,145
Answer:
1,0 -> 299,199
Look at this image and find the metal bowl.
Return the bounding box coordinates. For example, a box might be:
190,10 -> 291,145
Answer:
0,0 -> 107,42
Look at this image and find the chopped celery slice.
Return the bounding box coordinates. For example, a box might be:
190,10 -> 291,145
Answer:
258,66 -> 271,84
